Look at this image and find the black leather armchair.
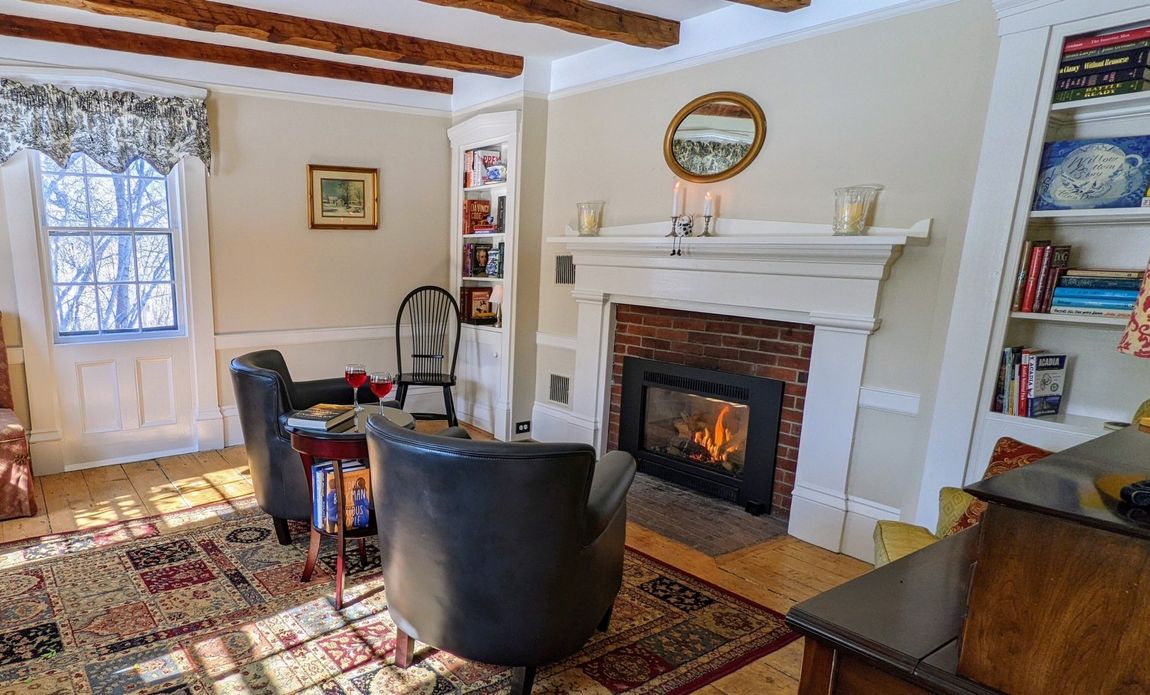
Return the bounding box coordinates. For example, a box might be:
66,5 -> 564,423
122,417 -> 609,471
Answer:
229,350 -> 385,545
365,417 -> 636,694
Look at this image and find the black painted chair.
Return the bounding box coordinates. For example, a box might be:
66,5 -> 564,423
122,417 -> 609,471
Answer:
365,417 -> 636,694
394,286 -> 462,427
229,350 -> 382,544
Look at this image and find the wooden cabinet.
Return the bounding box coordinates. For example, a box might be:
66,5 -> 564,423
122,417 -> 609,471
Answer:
447,111 -> 537,440
789,424 -> 1150,694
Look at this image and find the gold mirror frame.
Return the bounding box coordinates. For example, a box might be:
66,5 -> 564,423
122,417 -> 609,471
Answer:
663,91 -> 766,184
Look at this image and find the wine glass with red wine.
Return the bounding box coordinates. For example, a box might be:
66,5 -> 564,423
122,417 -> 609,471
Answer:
369,371 -> 395,410
344,363 -> 367,411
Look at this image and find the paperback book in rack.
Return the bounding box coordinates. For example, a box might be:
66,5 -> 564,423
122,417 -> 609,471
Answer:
312,462 -> 373,533
993,347 -> 1069,418
1056,26 -> 1150,104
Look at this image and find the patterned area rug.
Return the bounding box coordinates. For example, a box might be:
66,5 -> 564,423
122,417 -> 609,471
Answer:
0,497 -> 797,694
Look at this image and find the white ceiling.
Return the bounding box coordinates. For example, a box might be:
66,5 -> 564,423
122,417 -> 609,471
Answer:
0,0 -> 944,111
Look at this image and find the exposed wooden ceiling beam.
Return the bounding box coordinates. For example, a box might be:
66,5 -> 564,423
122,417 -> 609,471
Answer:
0,13 -> 454,93
723,0 -> 811,12
22,0 -> 523,78
419,0 -> 679,49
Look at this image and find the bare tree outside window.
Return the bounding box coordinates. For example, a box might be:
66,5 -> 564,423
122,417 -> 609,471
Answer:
39,154 -> 178,337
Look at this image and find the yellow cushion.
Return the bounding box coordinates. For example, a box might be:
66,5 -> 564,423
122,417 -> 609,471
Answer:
936,487 -> 977,538
873,520 -> 938,567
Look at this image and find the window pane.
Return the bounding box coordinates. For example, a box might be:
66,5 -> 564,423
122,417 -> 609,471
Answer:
49,234 -> 94,284
86,176 -> 132,228
139,283 -> 176,330
93,234 -> 137,283
97,284 -> 140,331
40,173 -> 89,227
135,234 -> 172,281
55,285 -> 99,334
126,159 -> 164,178
130,177 -> 170,228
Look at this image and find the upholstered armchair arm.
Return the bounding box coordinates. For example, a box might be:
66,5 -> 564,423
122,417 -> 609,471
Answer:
584,450 -> 636,546
293,377 -> 376,408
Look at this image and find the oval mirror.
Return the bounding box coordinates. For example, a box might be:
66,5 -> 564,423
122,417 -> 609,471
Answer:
663,91 -> 766,183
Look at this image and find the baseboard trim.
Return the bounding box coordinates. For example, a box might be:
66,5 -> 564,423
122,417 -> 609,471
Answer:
64,445 -> 198,472
531,401 -> 597,445
842,495 -> 901,562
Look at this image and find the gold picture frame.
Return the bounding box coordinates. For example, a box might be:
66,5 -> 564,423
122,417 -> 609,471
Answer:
307,164 -> 379,229
663,91 -> 766,184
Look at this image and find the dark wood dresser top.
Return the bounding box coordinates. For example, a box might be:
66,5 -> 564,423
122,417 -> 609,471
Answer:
965,425 -> 1150,541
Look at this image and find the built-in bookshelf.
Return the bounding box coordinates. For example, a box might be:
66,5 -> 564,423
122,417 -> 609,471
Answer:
980,17 -> 1150,456
447,111 -> 536,441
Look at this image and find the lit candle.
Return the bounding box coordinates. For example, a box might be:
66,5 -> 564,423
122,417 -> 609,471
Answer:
703,191 -> 714,217
672,180 -> 684,217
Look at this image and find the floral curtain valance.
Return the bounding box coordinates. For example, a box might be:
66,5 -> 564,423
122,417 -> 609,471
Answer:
672,139 -> 752,177
0,78 -> 210,174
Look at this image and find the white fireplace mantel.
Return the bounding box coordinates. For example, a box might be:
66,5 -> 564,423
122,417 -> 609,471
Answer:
549,217 -> 930,556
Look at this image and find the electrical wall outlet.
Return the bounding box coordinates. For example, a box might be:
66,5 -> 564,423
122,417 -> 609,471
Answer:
515,421 -> 531,434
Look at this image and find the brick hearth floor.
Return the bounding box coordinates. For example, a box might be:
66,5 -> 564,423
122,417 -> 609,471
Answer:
0,421 -> 869,695
628,472 -> 787,557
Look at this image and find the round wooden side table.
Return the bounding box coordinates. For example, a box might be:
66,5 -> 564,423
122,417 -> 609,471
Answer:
284,405 -> 415,608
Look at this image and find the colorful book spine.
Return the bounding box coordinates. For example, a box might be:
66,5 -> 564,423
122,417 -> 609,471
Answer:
1064,269 -> 1144,278
1056,66 -> 1150,91
1036,245 -> 1071,313
1052,287 -> 1139,299
1011,240 -> 1035,312
1063,26 -> 1150,54
1051,297 -> 1137,309
1063,39 -> 1150,62
1053,79 -> 1150,103
1020,243 -> 1050,312
1057,48 -> 1150,77
1056,276 -> 1143,289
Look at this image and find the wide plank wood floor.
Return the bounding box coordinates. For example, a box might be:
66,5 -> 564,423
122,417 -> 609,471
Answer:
1,424 -> 870,694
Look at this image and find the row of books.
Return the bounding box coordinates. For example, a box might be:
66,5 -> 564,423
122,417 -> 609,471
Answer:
993,347 -> 1068,418
1011,241 -> 1143,316
463,148 -> 505,188
462,241 -> 503,278
1056,26 -> 1150,103
312,462 -> 373,533
463,196 -> 506,235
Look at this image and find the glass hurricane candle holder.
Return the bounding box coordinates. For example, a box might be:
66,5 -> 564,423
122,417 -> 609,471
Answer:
576,201 -> 605,236
832,185 -> 882,235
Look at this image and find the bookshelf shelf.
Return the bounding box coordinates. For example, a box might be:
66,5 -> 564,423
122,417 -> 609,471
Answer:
1050,90 -> 1150,122
1028,208 -> 1150,226
461,277 -> 504,283
463,232 -> 506,241
1009,311 -> 1129,327
463,182 -> 507,193
985,411 -> 1113,436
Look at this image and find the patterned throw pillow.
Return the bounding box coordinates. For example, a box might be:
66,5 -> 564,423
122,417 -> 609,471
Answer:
942,437 -> 1051,537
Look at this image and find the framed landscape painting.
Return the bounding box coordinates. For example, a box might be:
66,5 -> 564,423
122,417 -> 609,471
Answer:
307,165 -> 379,229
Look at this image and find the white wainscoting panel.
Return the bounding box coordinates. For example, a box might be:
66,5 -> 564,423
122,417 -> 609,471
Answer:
77,361 -> 122,434
136,357 -> 177,427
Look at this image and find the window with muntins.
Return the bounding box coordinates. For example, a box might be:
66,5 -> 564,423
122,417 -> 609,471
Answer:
36,153 -> 180,339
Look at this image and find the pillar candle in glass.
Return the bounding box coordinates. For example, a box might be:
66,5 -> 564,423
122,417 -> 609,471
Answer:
576,201 -> 605,236
832,185 -> 882,235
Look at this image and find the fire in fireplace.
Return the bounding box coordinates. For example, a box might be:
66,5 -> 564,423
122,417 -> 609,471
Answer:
619,357 -> 784,515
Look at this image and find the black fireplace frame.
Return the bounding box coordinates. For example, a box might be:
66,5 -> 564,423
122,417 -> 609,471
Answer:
618,357 -> 784,515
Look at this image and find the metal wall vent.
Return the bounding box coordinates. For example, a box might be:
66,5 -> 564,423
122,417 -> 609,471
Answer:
555,255 -> 575,285
549,373 -> 571,405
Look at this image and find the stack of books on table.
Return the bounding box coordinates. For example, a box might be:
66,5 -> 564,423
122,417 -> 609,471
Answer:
1056,26 -> 1150,103
312,462 -> 373,532
994,347 -> 1068,418
285,403 -> 355,430
1011,240 -> 1071,313
1049,269 -> 1144,318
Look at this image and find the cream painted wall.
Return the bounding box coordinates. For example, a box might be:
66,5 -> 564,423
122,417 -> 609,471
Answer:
533,0 -> 999,514
205,93 -> 451,406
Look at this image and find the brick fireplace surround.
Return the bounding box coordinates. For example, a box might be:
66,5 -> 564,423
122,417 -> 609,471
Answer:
546,217 -> 926,559
606,305 -> 813,520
